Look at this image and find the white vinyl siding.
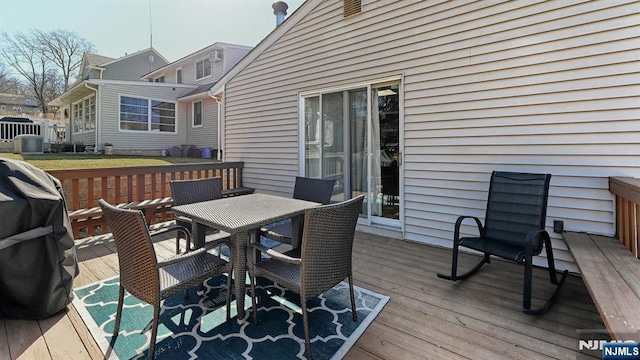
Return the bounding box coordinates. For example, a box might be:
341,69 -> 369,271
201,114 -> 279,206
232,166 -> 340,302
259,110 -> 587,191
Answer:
223,46 -> 252,73
102,49 -> 168,81
185,97 -> 219,149
223,0 -> 640,271
99,83 -> 194,150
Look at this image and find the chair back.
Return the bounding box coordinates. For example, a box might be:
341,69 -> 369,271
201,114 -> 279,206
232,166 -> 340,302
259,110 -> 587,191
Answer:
300,195 -> 364,298
98,199 -> 159,305
170,177 -> 222,206
293,176 -> 336,204
483,171 -> 551,253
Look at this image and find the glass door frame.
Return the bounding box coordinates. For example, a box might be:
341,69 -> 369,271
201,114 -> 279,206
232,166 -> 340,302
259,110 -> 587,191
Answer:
298,76 -> 403,229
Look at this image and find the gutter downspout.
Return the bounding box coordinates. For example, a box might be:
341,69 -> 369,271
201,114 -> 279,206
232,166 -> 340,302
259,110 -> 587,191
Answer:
208,85 -> 224,161
84,83 -> 99,152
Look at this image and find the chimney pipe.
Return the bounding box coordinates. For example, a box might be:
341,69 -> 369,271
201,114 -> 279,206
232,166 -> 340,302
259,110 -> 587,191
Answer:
272,1 -> 288,26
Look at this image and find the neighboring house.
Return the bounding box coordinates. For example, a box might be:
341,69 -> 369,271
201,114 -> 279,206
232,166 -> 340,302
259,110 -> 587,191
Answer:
141,43 -> 252,157
0,93 -> 40,116
50,44 -> 251,156
210,0 -> 639,272
50,48 -> 182,152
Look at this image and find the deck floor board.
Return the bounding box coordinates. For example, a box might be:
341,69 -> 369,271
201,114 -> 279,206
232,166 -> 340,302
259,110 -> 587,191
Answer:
1,229 -> 604,359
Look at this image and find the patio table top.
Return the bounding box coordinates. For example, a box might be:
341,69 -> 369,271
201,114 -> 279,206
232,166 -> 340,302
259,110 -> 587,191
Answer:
172,193 -> 319,322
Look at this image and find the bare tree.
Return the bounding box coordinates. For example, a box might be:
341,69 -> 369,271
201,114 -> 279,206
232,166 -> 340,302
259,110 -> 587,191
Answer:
1,31 -> 51,114
43,70 -> 65,107
0,62 -> 19,93
34,29 -> 95,90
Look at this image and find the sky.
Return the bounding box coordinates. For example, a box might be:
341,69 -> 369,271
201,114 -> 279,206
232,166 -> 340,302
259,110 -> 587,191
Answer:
0,0 -> 306,62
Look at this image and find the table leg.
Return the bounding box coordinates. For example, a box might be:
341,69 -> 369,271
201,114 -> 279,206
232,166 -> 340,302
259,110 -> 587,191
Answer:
192,221 -> 206,250
291,214 -> 304,249
231,230 -> 249,323
192,222 -> 207,295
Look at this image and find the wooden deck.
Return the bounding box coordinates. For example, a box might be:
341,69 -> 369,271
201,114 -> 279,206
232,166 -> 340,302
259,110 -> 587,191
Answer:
0,230 -> 605,359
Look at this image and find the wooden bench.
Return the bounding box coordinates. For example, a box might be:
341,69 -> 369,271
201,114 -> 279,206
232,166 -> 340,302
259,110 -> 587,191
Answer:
562,231 -> 640,341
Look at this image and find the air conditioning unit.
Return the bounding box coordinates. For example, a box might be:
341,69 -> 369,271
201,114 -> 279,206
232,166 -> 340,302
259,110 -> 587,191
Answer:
209,50 -> 222,62
13,134 -> 43,154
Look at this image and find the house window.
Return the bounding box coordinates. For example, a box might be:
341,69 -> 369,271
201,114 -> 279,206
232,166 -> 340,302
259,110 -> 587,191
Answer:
193,101 -> 203,127
154,75 -> 165,83
195,59 -> 211,80
72,94 -> 97,133
119,95 -> 176,133
86,96 -> 96,130
176,68 -> 182,84
73,102 -> 82,133
344,0 -> 361,17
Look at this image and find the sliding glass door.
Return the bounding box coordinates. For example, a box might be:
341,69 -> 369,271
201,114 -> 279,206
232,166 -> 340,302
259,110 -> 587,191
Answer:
302,80 -> 401,225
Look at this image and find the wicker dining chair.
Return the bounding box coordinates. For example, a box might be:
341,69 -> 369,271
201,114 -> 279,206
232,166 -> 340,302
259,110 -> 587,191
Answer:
248,195 -> 364,359
98,199 -> 232,360
259,176 -> 336,248
170,177 -> 224,254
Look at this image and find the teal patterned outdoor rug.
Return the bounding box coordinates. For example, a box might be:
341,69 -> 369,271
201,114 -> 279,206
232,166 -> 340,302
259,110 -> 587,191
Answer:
73,275 -> 388,359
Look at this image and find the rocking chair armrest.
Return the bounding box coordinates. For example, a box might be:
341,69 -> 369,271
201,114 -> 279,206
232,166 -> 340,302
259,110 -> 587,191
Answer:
249,242 -> 302,265
453,215 -> 484,242
525,229 -> 549,255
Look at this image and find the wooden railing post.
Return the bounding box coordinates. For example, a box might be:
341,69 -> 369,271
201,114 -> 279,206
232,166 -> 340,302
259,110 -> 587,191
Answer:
609,177 -> 640,259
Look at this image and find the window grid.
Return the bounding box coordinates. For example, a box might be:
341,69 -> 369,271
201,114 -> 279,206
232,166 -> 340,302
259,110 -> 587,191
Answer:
195,59 -> 212,80
119,95 -> 176,133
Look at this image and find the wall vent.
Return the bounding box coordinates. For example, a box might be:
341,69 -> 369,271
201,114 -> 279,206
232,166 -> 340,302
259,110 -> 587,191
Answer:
343,0 -> 361,18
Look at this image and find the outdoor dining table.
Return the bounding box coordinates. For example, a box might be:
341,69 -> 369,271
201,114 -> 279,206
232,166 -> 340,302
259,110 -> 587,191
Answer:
171,193 -> 319,322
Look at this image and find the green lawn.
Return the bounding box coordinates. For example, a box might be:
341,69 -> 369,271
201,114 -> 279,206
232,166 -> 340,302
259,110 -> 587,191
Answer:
0,153 -> 218,170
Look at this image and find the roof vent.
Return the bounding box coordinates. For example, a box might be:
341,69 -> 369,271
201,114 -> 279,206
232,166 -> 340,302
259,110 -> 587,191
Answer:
209,50 -> 222,62
343,0 -> 361,17
272,1 -> 289,26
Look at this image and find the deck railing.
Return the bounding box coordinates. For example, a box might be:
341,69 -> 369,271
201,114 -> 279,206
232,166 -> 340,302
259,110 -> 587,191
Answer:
0,121 -> 42,142
47,162 -> 246,237
609,177 -> 640,259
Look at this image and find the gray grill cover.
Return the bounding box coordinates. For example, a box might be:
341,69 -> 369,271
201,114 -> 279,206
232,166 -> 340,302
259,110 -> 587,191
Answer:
0,159 -> 78,319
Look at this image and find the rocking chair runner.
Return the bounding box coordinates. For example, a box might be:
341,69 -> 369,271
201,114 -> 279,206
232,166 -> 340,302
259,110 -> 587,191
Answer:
437,171 -> 569,315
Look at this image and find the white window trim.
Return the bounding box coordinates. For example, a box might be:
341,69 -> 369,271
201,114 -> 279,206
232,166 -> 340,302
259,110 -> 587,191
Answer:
195,58 -> 212,80
176,67 -> 183,84
298,75 -> 404,229
154,75 -> 165,83
192,101 -> 203,128
118,93 -> 178,134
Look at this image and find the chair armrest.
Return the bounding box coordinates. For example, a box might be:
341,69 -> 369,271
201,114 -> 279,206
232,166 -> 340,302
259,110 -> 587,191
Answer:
203,236 -> 231,251
150,225 -> 191,243
525,229 -> 549,255
157,246 -> 209,268
454,215 -> 484,243
249,242 -> 302,265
